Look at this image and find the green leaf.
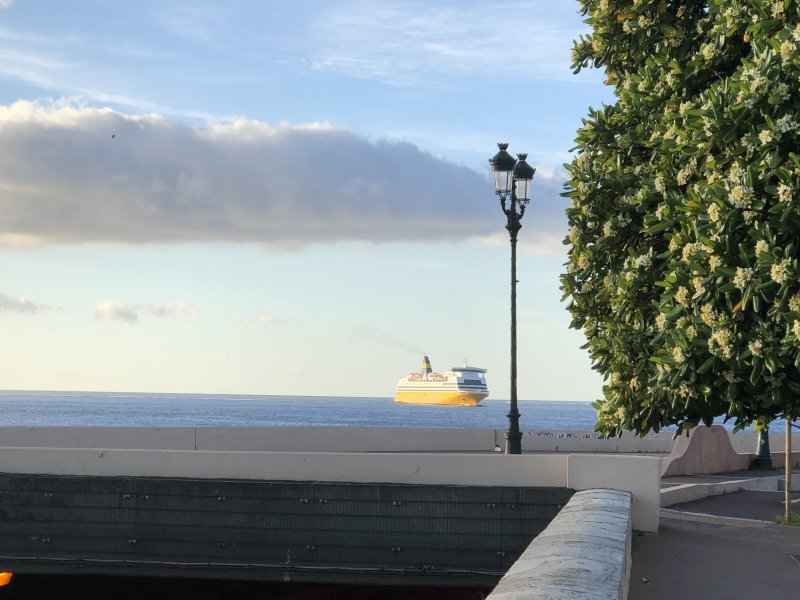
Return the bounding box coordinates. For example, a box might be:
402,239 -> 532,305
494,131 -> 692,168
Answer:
697,356 -> 716,374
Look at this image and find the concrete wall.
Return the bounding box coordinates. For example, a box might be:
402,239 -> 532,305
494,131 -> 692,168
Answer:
0,427 -> 676,454
568,454 -> 660,533
487,489 -> 633,600
662,425 -> 800,476
522,430 -> 674,453
0,447 -> 660,531
727,431 -> 800,453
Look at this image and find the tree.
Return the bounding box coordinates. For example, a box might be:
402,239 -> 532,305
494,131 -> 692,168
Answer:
561,0 -> 800,441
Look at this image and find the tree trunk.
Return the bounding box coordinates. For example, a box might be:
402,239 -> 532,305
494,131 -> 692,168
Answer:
786,417 -> 792,522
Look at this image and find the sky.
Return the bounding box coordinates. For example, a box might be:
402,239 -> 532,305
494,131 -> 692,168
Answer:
0,0 -> 614,400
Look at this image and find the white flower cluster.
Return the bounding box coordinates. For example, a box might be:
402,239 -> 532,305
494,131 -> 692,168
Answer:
677,160 -> 697,185
700,43 -> 718,61
709,327 -> 734,359
771,259 -> 791,284
676,381 -> 697,399
701,303 -> 716,326
675,286 -> 690,306
793,320 -> 800,338
781,40 -> 795,61
778,183 -> 793,203
633,252 -> 652,269
672,346 -> 686,364
775,83 -> 791,102
682,241 -> 710,262
755,240 -> 770,256
693,276 -> 706,295
733,267 -> 754,290
789,293 -> 800,312
729,185 -> 755,208
654,175 -> 666,193
748,339 -> 764,357
739,66 -> 769,99
656,313 -> 668,332
775,114 -> 799,135
723,6 -> 742,28
723,370 -> 742,384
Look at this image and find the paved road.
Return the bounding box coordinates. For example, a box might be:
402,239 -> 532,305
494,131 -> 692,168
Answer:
631,493 -> 800,600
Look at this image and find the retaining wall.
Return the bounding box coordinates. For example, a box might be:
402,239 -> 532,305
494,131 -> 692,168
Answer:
0,447 -> 661,531
487,489 -> 632,600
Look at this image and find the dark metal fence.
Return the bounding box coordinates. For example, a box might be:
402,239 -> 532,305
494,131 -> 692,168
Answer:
0,473 -> 572,587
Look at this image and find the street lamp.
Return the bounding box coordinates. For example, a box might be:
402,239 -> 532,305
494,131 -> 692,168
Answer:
489,143 -> 535,455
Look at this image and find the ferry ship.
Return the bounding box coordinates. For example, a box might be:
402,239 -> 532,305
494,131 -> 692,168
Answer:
394,356 -> 489,406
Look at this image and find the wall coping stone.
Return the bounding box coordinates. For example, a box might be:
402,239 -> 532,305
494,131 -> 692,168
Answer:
487,489 -> 633,600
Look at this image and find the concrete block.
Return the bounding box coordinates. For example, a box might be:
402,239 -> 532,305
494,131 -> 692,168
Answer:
567,454 -> 661,532
662,425 -> 750,476
487,489 -> 633,600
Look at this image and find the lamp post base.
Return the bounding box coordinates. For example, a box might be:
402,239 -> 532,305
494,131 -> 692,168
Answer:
505,430 -> 522,455
752,429 -> 772,470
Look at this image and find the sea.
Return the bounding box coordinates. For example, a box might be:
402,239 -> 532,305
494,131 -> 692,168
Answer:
0,390 -> 781,432
0,390 -> 601,430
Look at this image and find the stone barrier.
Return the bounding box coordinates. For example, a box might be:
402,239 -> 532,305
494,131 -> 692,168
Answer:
486,489 -> 632,600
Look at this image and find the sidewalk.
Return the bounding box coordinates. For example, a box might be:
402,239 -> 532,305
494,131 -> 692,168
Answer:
630,471 -> 800,600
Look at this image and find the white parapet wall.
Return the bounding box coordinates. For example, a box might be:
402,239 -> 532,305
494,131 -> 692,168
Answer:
568,454 -> 660,533
486,489 -> 633,600
0,426 -> 677,454
0,447 -> 661,531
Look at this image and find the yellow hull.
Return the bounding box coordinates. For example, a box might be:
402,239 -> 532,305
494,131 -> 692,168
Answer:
394,390 -> 487,406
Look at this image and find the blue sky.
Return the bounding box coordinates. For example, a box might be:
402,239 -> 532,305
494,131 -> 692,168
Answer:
0,0 -> 613,400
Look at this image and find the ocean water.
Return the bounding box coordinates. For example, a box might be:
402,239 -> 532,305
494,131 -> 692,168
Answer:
0,390 -> 600,430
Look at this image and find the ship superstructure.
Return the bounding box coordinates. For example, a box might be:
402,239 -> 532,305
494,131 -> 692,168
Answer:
394,356 -> 489,406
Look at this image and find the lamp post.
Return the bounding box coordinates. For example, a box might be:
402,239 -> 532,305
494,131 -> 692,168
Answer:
489,143 -> 535,455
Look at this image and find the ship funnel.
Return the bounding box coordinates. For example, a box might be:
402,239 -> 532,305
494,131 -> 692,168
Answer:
422,356 -> 432,374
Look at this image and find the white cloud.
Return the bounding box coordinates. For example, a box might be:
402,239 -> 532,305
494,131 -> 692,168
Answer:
95,301 -> 199,323
0,100 -> 506,249
0,292 -> 52,314
307,1 -> 590,86
0,1 -> 13,8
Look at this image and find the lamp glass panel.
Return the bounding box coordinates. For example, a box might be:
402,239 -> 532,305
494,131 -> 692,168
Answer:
514,178 -> 531,201
493,169 -> 513,194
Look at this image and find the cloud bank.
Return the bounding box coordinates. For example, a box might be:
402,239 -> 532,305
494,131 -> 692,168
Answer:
0,292 -> 52,314
0,100 -> 502,249
0,100 -> 574,254
95,300 -> 198,323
